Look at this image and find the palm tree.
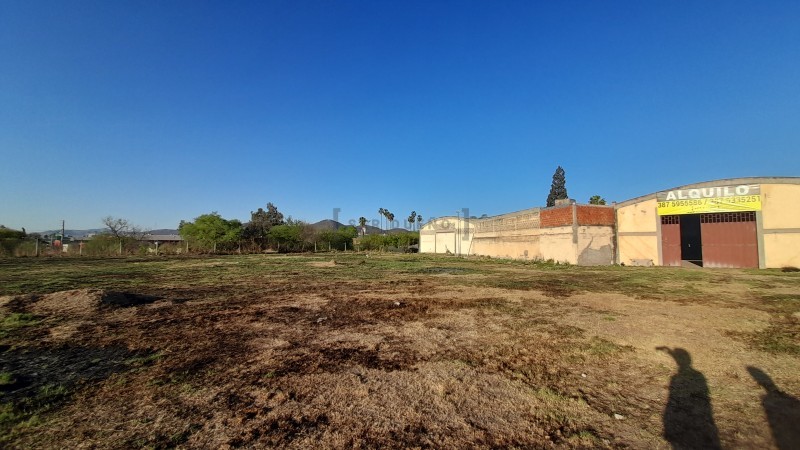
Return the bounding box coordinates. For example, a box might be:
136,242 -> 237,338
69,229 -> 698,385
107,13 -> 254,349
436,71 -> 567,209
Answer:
358,216 -> 367,236
386,212 -> 395,231
408,211 -> 417,230
378,208 -> 385,231
416,215 -> 423,229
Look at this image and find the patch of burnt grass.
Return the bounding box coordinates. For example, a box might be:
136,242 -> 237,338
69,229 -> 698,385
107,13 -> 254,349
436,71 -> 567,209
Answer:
414,266 -> 476,275
477,277 -> 583,297
0,345 -> 140,443
271,343 -> 417,376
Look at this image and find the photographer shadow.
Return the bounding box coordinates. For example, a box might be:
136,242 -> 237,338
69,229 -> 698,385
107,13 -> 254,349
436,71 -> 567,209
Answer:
747,366 -> 800,450
658,347 -> 721,449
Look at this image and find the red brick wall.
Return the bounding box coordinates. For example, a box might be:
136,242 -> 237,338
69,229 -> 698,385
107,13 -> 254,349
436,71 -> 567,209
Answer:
540,205 -> 615,228
540,206 -> 573,228
576,205 -> 615,226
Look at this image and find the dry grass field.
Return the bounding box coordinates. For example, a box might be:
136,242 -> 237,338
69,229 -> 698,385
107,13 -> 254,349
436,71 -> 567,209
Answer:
0,254 -> 798,448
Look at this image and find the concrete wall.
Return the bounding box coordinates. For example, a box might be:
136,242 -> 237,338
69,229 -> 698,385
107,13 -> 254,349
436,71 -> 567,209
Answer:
471,229 -> 541,259
761,183 -> 800,268
761,184 -> 800,229
617,235 -> 659,266
576,226 -> 616,265
538,226 -> 576,263
470,208 -> 541,259
615,198 -> 659,266
420,205 -> 615,265
616,198 -> 659,233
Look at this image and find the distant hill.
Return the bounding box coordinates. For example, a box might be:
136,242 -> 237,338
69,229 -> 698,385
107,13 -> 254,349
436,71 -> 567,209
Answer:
309,219 -> 350,231
37,228 -> 105,238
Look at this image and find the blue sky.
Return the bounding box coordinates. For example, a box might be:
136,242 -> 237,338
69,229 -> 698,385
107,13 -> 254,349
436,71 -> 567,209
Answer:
2,1 -> 799,231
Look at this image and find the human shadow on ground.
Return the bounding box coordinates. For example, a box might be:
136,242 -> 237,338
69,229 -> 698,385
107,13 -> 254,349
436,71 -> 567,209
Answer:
747,366 -> 800,450
657,346 -> 721,449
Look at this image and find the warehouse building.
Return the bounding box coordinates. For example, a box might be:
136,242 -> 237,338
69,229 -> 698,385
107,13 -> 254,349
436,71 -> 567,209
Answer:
420,177 -> 800,268
616,177 -> 800,269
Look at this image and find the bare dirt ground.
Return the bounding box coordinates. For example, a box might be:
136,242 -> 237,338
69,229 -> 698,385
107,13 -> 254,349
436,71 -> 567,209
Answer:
0,254 -> 798,448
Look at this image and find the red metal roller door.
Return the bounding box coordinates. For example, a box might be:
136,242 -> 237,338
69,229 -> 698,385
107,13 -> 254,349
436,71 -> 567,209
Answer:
700,212 -> 758,268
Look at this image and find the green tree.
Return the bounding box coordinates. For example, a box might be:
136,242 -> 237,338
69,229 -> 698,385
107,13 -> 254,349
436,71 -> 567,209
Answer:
317,229 -> 336,249
268,224 -> 303,252
386,211 -> 395,230
179,212 -> 242,253
358,217 -> 368,236
336,226 -> 358,250
264,202 -> 284,227
244,202 -> 285,250
0,226 -> 26,256
357,232 -> 420,252
0,226 -> 25,240
407,211 -> 417,230
589,195 -> 607,205
546,166 -> 568,207
416,215 -> 423,229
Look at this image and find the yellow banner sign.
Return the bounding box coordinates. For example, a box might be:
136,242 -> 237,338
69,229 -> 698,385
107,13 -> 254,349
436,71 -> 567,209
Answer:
656,184 -> 761,215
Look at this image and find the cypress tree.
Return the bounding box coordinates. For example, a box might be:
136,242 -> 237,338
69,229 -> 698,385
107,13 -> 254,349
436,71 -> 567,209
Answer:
546,166 -> 568,207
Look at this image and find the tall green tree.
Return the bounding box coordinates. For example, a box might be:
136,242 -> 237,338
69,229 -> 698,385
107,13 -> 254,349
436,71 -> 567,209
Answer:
179,212 -> 242,253
589,195 -> 607,205
407,211 -> 417,230
546,166 -> 568,207
378,208 -> 385,231
386,211 -> 395,230
244,202 -> 285,250
264,202 -> 284,227
416,215 -> 423,229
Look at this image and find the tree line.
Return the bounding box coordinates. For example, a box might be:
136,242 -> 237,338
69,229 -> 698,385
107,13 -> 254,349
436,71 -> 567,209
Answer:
178,203 -> 420,254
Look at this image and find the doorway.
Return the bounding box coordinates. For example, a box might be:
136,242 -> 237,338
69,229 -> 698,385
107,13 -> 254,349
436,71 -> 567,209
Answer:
680,214 -> 703,266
